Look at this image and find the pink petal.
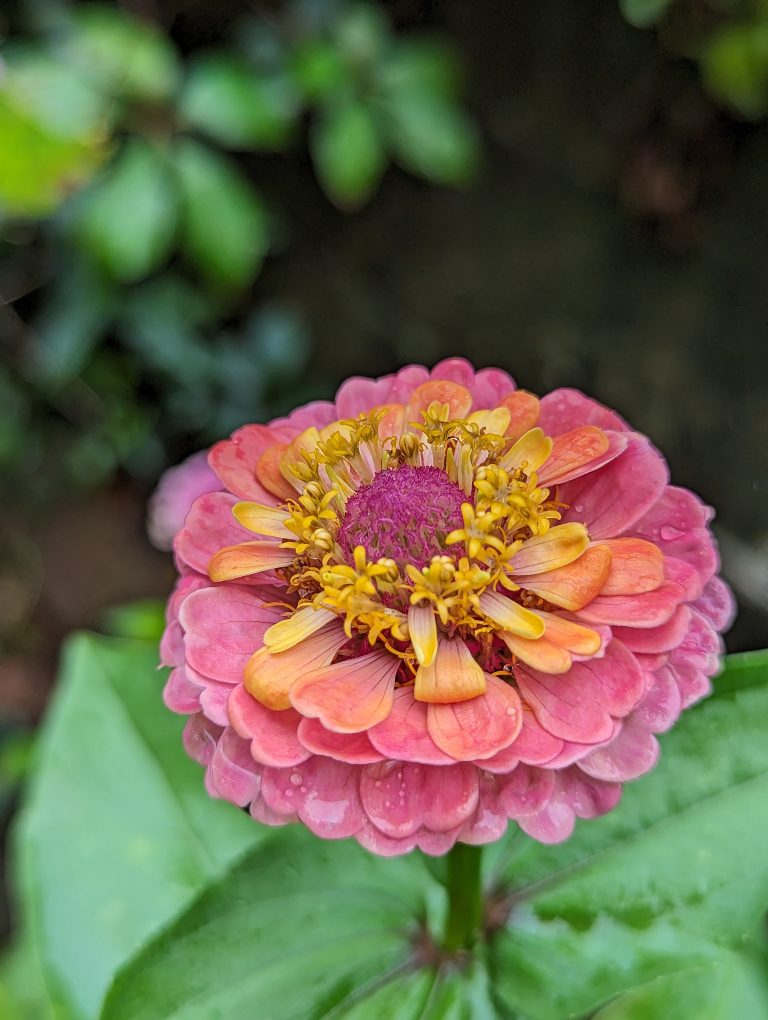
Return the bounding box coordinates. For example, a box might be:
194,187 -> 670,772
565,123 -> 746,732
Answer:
504,706 -> 565,765
460,772 -> 508,845
427,675 -> 522,761
198,679 -> 234,726
182,713 -> 222,767
578,716 -> 659,782
538,426 -> 618,487
632,485 -> 718,583
270,400 -> 337,431
540,720 -> 622,769
297,718 -> 384,764
261,758 -> 365,839
559,435 -> 668,539
575,579 -> 686,629
471,367 -> 517,407
148,451 -> 222,550
693,576 -> 736,631
633,665 -> 682,733
160,620 -> 185,668
208,424 -> 290,501
174,492 -> 251,574
599,538 -> 665,596
561,767 -> 622,819
387,364 -> 430,404
163,666 -> 203,715
228,684 -> 311,767
430,357 -> 477,391
289,650 -> 400,734
498,765 -> 555,819
416,829 -> 461,856
179,587 -> 281,683
249,795 -> 297,827
334,376 -> 394,418
355,821 -> 418,857
209,728 -> 262,806
360,761 -> 478,838
537,388 -> 629,435
368,687 -> 455,765
613,604 -> 692,653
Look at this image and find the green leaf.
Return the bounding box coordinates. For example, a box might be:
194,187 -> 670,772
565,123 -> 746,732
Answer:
379,94 -> 479,185
64,6 -> 179,102
701,20 -> 768,120
378,39 -> 462,103
181,53 -> 298,150
488,653 -> 768,1019
311,100 -> 387,208
75,139 -> 178,282
593,952 -> 768,1019
16,634 -> 262,1020
619,0 -> 673,29
100,600 -> 166,642
292,38 -> 351,101
0,90 -> 104,217
175,139 -> 269,290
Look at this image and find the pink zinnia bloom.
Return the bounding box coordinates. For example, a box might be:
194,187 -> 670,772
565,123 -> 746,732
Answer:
158,359 -> 734,855
148,451 -> 221,550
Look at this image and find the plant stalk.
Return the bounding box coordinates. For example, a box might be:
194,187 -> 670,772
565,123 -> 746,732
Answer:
442,843 -> 483,952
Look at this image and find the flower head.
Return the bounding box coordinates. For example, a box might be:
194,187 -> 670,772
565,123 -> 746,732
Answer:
159,359 -> 734,855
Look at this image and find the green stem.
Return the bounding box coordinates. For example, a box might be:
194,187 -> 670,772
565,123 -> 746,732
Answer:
442,843 -> 484,952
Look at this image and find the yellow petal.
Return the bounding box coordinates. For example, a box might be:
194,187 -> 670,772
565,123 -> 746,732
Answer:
208,541 -> 294,582
408,604 -> 438,667
499,427 -> 553,474
279,428 -> 321,491
522,545 -> 612,611
245,623 -> 348,710
478,590 -> 546,639
233,502 -> 292,538
414,636 -> 486,703
512,523 -> 589,576
499,631 -> 572,674
263,605 -> 337,653
466,408 -> 511,435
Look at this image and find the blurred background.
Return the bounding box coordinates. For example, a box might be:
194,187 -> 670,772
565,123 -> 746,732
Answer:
1,0 -> 768,969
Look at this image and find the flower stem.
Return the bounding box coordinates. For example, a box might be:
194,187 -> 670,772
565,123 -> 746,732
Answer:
442,843 -> 483,952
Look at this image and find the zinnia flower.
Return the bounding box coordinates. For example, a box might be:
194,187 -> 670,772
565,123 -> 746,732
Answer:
157,359 -> 734,855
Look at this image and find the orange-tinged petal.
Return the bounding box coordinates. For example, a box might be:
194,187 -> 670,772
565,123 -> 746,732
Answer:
414,636 -> 486,703
289,650 -> 400,733
512,523 -> 589,576
498,390 -> 540,439
500,427 -> 553,474
466,408 -> 511,435
499,631 -> 572,674
279,428 -> 322,491
373,403 -> 406,438
264,605 -> 337,653
600,537 -> 665,595
522,545 -> 612,610
255,443 -> 296,500
405,380 -> 473,423
478,590 -> 545,639
529,610 -> 603,656
233,502 -> 292,538
538,426 -> 609,486
408,604 -> 438,667
427,674 -> 522,761
245,623 -> 348,710
208,541 -> 294,581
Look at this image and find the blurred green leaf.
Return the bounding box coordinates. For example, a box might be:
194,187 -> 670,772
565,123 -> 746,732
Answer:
380,94 -> 479,185
181,53 -> 298,150
311,100 -> 386,207
378,39 -> 461,103
332,2 -> 390,68
63,5 -> 180,102
175,139 -> 269,290
31,258 -> 116,384
0,89 -> 105,216
619,0 -> 673,29
701,19 -> 768,119
292,38 -> 351,100
75,138 -> 178,282
0,935 -> 57,1020
101,600 -> 166,642
16,634 -> 263,1019
593,953 -> 768,1019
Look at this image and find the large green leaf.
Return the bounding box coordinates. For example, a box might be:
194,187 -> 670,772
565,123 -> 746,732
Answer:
16,634 -> 262,1020
488,650 -> 768,1019
311,100 -> 387,208
175,139 -> 269,290
75,138 -> 178,282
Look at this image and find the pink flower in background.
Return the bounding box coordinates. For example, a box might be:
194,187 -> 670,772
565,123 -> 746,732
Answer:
156,359 -> 734,855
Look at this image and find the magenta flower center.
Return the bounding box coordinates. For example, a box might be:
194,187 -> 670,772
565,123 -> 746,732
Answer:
338,465 -> 466,568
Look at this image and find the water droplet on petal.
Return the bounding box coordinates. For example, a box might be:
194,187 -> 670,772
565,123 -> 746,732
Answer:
290,772 -> 302,786
660,524 -> 684,541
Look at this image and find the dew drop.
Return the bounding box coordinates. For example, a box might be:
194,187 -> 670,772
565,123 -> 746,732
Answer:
574,503 -> 584,513
300,785 -> 307,794
374,780 -> 382,788
285,789 -> 294,798
290,772 -> 302,786
660,524 -> 684,541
